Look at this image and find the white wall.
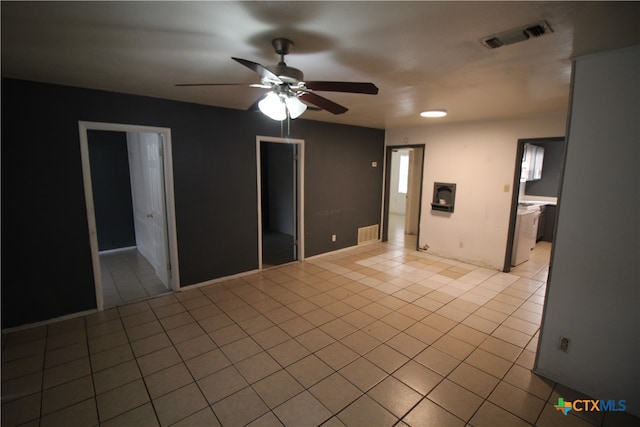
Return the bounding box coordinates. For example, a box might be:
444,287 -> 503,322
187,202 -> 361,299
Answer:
535,45 -> 640,415
386,113 -> 566,269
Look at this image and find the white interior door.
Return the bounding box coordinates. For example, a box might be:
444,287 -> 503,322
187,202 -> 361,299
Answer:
127,132 -> 169,287
127,134 -> 151,261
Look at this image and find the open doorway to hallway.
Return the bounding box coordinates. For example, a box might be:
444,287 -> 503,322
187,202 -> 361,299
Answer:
80,122 -> 180,311
257,136 -> 305,269
383,145 -> 425,250
260,142 -> 297,267
87,130 -> 170,307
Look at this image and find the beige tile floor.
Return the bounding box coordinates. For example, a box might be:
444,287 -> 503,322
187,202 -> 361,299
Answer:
2,226 -> 638,426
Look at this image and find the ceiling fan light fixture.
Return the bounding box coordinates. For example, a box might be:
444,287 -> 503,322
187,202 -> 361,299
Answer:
258,92 -> 287,121
285,95 -> 307,119
177,37 -> 378,117
420,109 -> 447,118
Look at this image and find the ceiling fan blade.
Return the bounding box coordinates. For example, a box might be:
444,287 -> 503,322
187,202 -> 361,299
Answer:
247,94 -> 266,112
175,83 -> 251,87
300,92 -> 348,115
232,57 -> 282,84
304,81 -> 379,95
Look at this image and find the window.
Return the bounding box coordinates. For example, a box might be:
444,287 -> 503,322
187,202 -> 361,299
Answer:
398,153 -> 409,194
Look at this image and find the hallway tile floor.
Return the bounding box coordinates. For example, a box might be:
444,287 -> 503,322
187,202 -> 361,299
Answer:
100,249 -> 170,308
2,240 -> 638,426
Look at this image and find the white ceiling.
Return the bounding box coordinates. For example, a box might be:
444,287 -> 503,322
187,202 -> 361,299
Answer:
2,1 -> 639,129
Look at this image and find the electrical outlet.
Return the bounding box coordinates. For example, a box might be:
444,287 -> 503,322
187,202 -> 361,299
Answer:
559,336 -> 570,353
331,234 -> 337,242
371,161 -> 378,168
504,184 -> 510,192
459,241 -> 464,248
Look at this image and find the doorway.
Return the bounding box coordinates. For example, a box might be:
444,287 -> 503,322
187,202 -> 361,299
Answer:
383,145 -> 425,250
79,122 -> 180,310
504,137 -> 565,273
257,136 -> 304,269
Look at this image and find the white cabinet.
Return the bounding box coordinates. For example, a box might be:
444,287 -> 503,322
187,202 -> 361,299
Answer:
521,143 -> 544,181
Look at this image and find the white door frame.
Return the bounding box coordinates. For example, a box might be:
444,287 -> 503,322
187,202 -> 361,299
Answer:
256,135 -> 305,269
382,144 -> 425,248
78,121 -> 180,311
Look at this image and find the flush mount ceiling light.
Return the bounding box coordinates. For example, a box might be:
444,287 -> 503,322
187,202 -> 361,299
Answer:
420,109 -> 447,118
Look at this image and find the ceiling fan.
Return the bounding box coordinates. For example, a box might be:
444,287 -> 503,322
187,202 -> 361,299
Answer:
176,38 -> 379,120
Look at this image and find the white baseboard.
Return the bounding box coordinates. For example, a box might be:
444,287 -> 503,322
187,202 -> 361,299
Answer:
1,308 -> 98,335
180,268 -> 262,291
99,246 -> 137,255
304,242 -> 372,261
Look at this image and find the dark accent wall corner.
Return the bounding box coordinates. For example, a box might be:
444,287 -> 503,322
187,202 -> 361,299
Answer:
1,78 -> 385,328
296,121 -> 385,257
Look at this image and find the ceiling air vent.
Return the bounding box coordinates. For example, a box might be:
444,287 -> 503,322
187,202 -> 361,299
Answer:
481,20 -> 553,49
484,37 -> 504,49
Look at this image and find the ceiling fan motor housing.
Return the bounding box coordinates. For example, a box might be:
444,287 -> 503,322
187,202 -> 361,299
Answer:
272,38 -> 293,55
267,64 -> 304,84
268,38 -> 304,84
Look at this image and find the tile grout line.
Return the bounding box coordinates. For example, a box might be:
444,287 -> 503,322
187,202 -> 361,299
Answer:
85,314 -> 102,427
117,302 -> 164,427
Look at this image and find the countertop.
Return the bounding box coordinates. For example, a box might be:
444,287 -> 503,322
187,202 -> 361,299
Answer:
519,199 -> 557,206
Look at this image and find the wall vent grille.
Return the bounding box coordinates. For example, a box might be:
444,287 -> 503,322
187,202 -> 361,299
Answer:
357,224 -> 379,245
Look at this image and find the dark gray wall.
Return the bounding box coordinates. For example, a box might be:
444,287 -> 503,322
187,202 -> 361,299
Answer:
300,122 -> 384,256
525,138 -> 565,197
87,130 -> 136,251
1,78 -> 384,328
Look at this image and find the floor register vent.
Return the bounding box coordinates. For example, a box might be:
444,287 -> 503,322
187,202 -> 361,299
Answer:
358,224 -> 379,245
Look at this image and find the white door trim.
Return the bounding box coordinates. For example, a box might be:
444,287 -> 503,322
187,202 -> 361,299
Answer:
382,144 -> 425,248
78,121 -> 180,311
256,135 -> 305,270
